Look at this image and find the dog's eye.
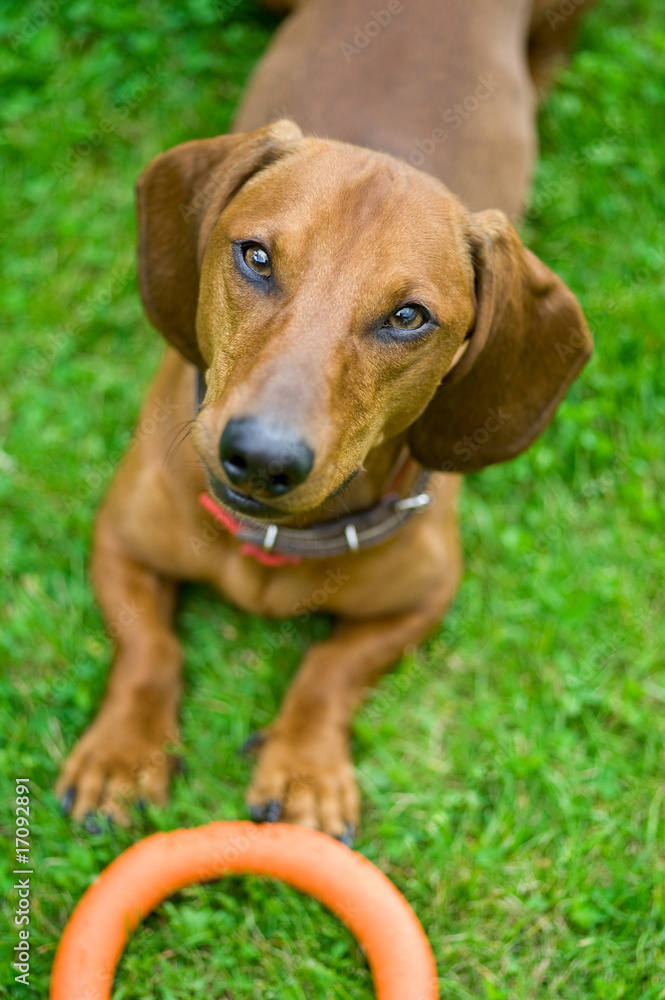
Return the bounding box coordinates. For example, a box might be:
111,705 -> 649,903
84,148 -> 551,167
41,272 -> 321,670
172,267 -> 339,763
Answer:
243,244 -> 272,277
387,304 -> 428,331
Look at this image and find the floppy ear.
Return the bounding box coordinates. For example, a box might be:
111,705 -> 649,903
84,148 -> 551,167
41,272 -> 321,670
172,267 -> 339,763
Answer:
136,120 -> 303,369
408,209 -> 592,472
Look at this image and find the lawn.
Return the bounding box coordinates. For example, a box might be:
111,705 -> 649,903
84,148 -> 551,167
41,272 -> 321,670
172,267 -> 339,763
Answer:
1,0 -> 664,996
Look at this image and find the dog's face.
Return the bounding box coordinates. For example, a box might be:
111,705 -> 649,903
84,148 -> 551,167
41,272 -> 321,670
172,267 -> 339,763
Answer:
193,144 -> 475,517
137,121 -> 592,519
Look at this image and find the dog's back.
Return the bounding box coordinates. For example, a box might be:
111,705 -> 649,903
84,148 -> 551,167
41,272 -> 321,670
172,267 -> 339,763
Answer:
234,0 -> 537,216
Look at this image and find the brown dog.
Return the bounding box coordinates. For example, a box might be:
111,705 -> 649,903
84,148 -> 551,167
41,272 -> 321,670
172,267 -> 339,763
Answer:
57,0 -> 593,839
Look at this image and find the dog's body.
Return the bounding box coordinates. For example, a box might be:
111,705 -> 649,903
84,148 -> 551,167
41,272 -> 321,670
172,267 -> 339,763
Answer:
58,0 -> 593,837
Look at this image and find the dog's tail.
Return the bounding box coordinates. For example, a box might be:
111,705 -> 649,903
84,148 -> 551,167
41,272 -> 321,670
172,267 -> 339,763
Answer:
528,0 -> 598,99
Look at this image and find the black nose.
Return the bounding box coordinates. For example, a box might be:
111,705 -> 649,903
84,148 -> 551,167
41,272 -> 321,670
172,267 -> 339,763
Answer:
219,417 -> 315,497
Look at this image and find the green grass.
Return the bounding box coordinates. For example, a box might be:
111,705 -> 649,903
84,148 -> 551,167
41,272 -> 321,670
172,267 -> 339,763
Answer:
1,0 -> 664,996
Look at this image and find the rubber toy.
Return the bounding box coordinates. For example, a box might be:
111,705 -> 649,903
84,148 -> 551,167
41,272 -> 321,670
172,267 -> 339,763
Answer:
50,821 -> 438,999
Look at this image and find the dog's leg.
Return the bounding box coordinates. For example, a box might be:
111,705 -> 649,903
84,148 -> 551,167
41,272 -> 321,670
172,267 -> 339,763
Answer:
245,581 -> 458,840
56,509 -> 182,826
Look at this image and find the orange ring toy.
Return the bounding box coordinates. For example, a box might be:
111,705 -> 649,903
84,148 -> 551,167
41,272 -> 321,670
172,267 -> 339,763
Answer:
50,821 -> 438,999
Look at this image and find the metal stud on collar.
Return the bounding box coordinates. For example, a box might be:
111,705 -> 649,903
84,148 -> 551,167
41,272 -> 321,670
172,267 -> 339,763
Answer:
263,524 -> 279,551
344,523 -> 360,553
393,493 -> 431,512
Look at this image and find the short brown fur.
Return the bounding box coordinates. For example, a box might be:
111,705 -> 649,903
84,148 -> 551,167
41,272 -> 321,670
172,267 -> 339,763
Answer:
57,0 -> 592,835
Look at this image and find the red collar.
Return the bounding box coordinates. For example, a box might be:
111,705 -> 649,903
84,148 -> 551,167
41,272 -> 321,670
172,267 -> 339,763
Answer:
199,493 -> 302,566
197,451 -> 429,567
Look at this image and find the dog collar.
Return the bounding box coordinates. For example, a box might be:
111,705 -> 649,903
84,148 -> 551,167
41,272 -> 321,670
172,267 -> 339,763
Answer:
195,369 -> 431,564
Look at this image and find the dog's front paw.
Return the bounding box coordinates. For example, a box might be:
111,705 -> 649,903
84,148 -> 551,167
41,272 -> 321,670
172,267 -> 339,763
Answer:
56,707 -> 179,828
245,726 -> 359,842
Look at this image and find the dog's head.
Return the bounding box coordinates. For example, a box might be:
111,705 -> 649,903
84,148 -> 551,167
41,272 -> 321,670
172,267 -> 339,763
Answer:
137,121 -> 592,519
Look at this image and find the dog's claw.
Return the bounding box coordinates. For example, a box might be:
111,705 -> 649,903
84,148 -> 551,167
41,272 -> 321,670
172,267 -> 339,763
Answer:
172,754 -> 188,776
82,811 -> 104,835
336,823 -> 355,848
250,799 -> 282,823
266,799 -> 282,823
238,731 -> 266,757
60,786 -> 76,815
